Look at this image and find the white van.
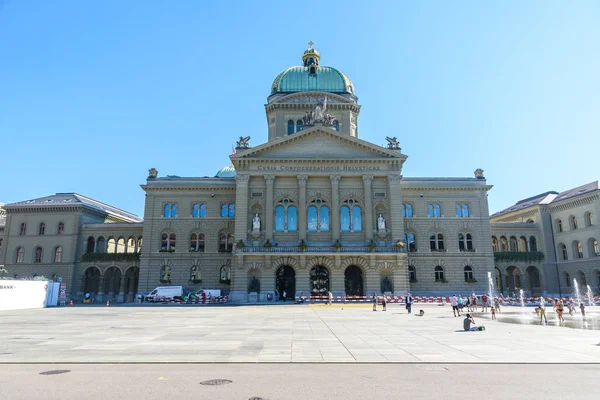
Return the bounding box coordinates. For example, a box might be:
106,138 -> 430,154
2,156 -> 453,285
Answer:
146,286 -> 184,302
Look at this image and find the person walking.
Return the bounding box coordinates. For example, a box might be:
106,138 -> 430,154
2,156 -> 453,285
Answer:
372,293 -> 378,311
481,293 -> 488,313
328,291 -> 333,306
405,292 -> 413,314
556,300 -> 565,323
494,297 -> 501,313
382,294 -> 387,311
282,290 -> 287,303
450,294 -> 460,317
457,295 -> 464,311
471,294 -> 477,312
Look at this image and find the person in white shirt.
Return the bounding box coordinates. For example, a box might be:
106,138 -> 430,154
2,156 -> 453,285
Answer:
450,294 -> 460,317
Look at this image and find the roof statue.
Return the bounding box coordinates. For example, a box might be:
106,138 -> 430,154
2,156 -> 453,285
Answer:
474,169 -> 485,179
385,137 -> 400,150
236,136 -> 251,150
301,96 -> 335,127
148,168 -> 158,179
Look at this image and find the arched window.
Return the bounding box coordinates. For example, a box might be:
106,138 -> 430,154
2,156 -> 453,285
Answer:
163,204 -> 170,218
57,222 -> 64,235
564,272 -> 571,287
492,236 -> 498,252
171,204 -> 177,217
296,120 -> 303,132
509,236 -> 518,252
434,266 -> 445,282
529,236 -> 537,252
428,204 -> 441,217
38,222 -> 45,235
463,204 -> 470,217
190,233 -> 205,252
307,199 -> 330,232
86,236 -> 96,253
430,233 -> 445,251
456,204 -> 463,217
126,237 -> 136,253
19,223 -> 27,235
287,120 -> 294,135
556,219 -> 563,232
590,239 -> 599,257
578,271 -> 587,286
117,237 -> 126,253
519,236 -> 528,252
221,204 -> 234,217
160,232 -> 176,251
405,204 -> 413,217
220,265 -> 231,283
54,246 -> 63,263
107,237 -> 116,253
15,247 -> 24,263
34,246 -> 43,263
221,204 -> 227,217
189,265 -> 201,283
333,120 -> 339,131
275,199 -> 297,232
500,236 -> 508,252
584,212 -> 593,227
192,203 -> 207,218
229,204 -> 235,217
569,216 -> 578,230
137,237 -> 143,252
96,236 -> 106,253
574,241 -> 583,259
408,265 -> 416,282
219,233 -> 234,252
403,233 -> 416,252
340,199 -> 362,232
526,219 -> 534,223
559,243 -> 568,260
459,233 -> 474,251
464,266 -> 474,281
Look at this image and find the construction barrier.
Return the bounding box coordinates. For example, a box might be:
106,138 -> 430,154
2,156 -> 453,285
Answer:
154,295 -> 229,304
295,295 -> 600,305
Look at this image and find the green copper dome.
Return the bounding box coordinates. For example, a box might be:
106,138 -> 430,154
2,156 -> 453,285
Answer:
271,43 -> 354,95
215,164 -> 236,178
271,66 -> 354,95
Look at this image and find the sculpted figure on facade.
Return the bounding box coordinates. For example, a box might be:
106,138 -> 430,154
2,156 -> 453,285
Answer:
385,136 -> 400,150
236,136 -> 251,150
377,214 -> 386,231
252,213 -> 261,232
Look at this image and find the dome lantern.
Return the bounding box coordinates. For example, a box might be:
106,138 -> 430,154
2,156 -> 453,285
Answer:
302,41 -> 320,74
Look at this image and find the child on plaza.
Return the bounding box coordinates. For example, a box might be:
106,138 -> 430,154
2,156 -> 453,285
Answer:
491,305 -> 496,320
580,303 -> 586,316
539,306 -> 547,323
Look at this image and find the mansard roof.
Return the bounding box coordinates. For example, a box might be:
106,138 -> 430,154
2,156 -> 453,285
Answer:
6,193 -> 142,222
491,180 -> 600,218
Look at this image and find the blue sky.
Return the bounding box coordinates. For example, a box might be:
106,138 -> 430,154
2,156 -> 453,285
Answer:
1,1 -> 598,217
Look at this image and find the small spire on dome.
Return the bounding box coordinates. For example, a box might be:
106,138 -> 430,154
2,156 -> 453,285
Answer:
308,40 -> 314,49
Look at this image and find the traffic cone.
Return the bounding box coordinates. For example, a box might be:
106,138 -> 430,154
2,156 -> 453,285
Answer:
106,301 -> 110,307
69,300 -> 73,307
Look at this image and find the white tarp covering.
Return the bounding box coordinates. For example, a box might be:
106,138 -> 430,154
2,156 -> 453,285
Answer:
0,280 -> 57,311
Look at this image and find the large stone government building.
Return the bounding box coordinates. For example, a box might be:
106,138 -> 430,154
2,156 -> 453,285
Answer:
8,44 -> 574,302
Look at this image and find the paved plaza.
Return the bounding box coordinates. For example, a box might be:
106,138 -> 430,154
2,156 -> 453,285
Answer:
2,303 -> 600,363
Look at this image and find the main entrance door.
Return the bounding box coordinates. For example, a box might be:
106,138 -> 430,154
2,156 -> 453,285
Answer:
276,266 -> 296,300
345,265 -> 364,296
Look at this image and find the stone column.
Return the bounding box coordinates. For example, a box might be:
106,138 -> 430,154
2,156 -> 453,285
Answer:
119,275 -> 127,303
330,175 -> 341,240
387,174 -> 405,242
362,175 -> 374,241
234,174 -> 250,243
265,175 -> 275,241
297,175 -> 308,241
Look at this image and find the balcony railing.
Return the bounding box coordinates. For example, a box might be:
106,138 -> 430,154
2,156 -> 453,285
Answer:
494,251 -> 544,263
82,252 -> 140,262
236,246 -> 406,254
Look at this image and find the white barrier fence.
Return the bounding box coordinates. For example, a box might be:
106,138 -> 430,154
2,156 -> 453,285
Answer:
0,280 -> 60,311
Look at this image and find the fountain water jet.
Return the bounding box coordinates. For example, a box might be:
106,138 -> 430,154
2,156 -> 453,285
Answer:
573,279 -> 582,309
586,284 -> 594,307
487,272 -> 496,308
